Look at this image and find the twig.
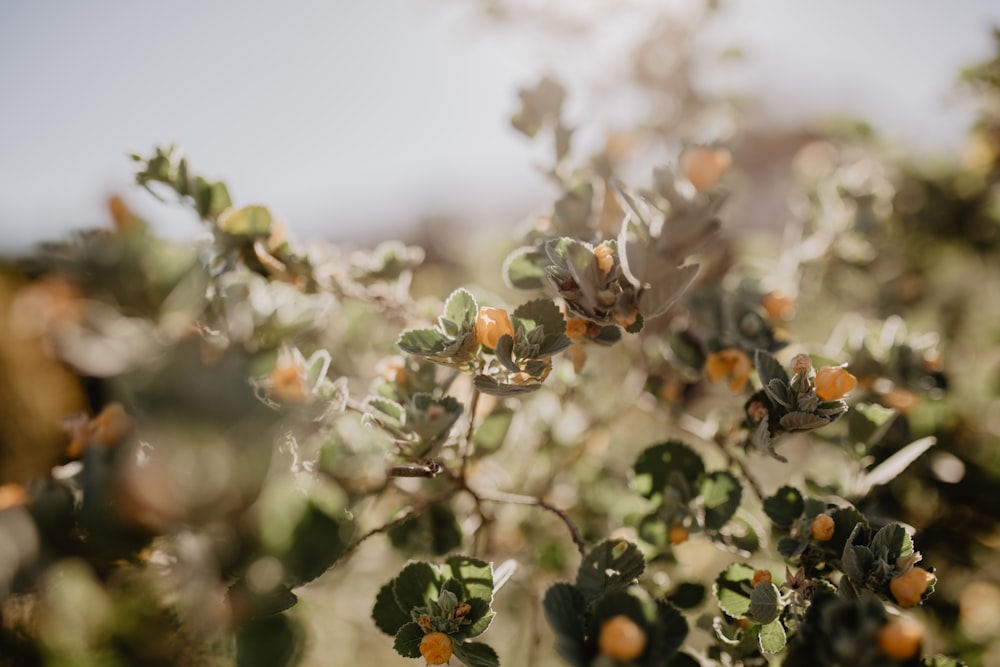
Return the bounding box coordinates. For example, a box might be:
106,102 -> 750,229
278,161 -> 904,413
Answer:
475,489 -> 587,556
342,487 -> 459,557
458,387 -> 481,478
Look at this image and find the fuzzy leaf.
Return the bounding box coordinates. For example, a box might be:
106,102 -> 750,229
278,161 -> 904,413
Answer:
763,486 -> 804,527
219,205 -> 271,237
764,378 -> 793,409
747,583 -> 781,625
779,411 -> 831,431
392,562 -> 441,613
444,556 -> 494,604
473,375 -> 542,396
842,544 -> 875,582
754,350 -> 789,388
513,298 -> 566,338
443,288 -> 477,328
398,328 -> 451,356
472,408 -> 515,454
452,642 -> 500,667
667,582 -> 707,609
647,600 -> 689,664
365,396 -> 404,423
503,247 -> 547,290
700,471 -> 743,530
543,583 -> 587,664
493,334 -> 520,372
869,522 -> 913,562
236,614 -> 299,667
633,441 -> 706,501
373,581 -> 411,636
576,540 -> 646,603
713,563 -> 755,618
392,622 -> 425,659
758,619 -> 787,654
639,264 -> 699,319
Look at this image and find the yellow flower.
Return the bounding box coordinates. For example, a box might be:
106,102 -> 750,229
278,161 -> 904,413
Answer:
814,366 -> 858,401
679,146 -> 732,191
594,245 -> 615,275
475,307 -> 514,349
598,615 -> 647,662
705,348 -> 751,392
419,632 -> 453,665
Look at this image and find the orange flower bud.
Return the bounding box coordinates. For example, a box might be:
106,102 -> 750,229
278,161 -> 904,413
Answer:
814,366 -> 857,401
269,364 -> 309,403
419,632 -> 453,665
705,348 -> 751,392
877,616 -> 924,660
669,523 -> 690,545
679,146 -> 732,191
598,615 -> 647,662
890,568 -> 934,608
615,308 -> 638,329
811,514 -> 835,541
376,356 -> 407,385
594,245 -> 615,275
751,570 -> 772,587
565,317 -> 589,343
475,307 -> 514,349
791,353 -> 813,375
761,291 -> 796,321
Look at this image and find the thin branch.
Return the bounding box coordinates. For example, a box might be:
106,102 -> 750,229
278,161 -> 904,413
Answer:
342,487 -> 459,557
458,387 -> 482,478
476,489 -> 587,556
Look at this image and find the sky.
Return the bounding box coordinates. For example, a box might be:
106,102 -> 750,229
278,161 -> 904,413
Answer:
2,1 -> 999,253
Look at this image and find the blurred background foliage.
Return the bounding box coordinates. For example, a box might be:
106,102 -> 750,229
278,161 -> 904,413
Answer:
2,2 -> 1000,666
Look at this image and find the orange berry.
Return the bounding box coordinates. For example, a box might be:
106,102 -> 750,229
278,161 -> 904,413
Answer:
598,615 -> 647,662
751,570 -> 772,587
877,616 -> 924,660
475,307 -> 515,349
679,146 -> 732,191
419,631 -> 453,665
814,366 -> 858,401
565,317 -> 589,343
594,245 -> 615,275
890,568 -> 935,608
669,523 -> 690,545
811,514 -> 835,541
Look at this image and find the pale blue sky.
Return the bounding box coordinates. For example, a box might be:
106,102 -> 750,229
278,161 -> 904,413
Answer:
2,1 -> 999,252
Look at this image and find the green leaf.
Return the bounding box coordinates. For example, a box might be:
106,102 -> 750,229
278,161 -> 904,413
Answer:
473,375 -> 542,396
667,582 -> 706,609
633,441 -> 706,500
758,619 -> 786,654
452,641 -> 500,667
393,562 -> 442,613
513,298 -> 565,338
201,180 -> 232,219
543,583 -> 586,656
444,556 -> 494,604
392,622 -> 425,659
700,471 -> 742,531
647,600 -> 689,664
779,411 -> 831,431
373,581 -> 410,636
236,614 -> 300,667
826,507 -> 868,556
754,350 -> 789,388
576,540 -> 646,604
444,288 -> 478,328
592,324 -> 623,345
493,333 -> 520,371
219,205 -> 272,237
842,544 -> 874,583
398,328 -> 451,356
868,522 -> 913,562
365,396 -> 404,423
763,486 -> 804,527
625,311 -> 645,334
472,408 -> 514,454
713,563 -> 755,618
667,331 -> 706,371
747,583 -> 781,625
388,504 -> 463,557
281,504 -> 352,586
503,247 -> 547,290
638,264 -> 699,319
